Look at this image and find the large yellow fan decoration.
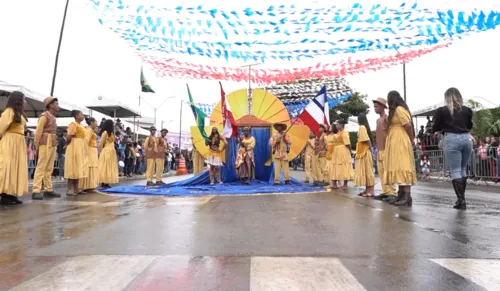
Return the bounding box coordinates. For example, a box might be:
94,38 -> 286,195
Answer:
191,88 -> 309,161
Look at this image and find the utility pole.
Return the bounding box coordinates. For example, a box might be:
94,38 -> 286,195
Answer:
50,0 -> 70,96
240,63 -> 260,115
179,101 -> 183,149
403,62 -> 407,102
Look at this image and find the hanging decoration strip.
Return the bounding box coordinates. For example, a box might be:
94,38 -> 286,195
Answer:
139,43 -> 450,84
88,0 -> 500,83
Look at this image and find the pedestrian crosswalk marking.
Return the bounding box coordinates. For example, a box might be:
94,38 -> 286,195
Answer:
431,259 -> 500,291
250,257 -> 366,291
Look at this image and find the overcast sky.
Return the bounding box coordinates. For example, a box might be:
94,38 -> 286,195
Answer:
1,0 -> 499,131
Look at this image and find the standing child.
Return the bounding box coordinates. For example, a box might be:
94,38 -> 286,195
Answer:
420,154 -> 431,180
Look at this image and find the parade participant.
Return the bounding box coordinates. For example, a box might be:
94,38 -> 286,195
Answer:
144,126 -> 158,186
372,97 -> 397,202
354,113 -> 376,196
235,127 -> 256,184
303,131 -> 315,184
270,123 -> 292,185
432,87 -> 473,210
330,120 -> 353,189
79,117 -> 99,193
98,119 -> 119,188
313,124 -> 328,186
191,138 -> 205,175
0,91 -> 28,205
205,127 -> 227,184
326,124 -> 340,189
155,128 -> 168,185
64,110 -> 88,196
32,96 -> 61,200
384,91 -> 417,207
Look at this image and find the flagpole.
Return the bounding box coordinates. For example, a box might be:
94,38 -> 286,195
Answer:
50,0 -> 70,96
240,63 -> 260,115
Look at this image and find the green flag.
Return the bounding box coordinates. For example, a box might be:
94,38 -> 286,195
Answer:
187,84 -> 210,142
140,67 -> 155,93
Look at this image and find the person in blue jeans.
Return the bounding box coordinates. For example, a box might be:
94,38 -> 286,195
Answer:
432,87 -> 473,210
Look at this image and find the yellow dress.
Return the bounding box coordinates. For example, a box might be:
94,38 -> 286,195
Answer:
324,134 -> 335,179
384,106 -> 417,185
331,130 -> 354,181
79,127 -> 99,190
354,125 -> 375,187
0,108 -> 28,196
98,131 -> 119,184
64,122 -> 88,179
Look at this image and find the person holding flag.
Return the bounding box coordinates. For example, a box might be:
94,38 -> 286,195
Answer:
270,123 -> 292,185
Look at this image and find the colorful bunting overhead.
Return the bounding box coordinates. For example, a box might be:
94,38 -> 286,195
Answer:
88,0 -> 500,83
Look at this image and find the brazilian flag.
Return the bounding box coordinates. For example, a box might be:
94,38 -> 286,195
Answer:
140,67 -> 155,93
187,84 -> 210,142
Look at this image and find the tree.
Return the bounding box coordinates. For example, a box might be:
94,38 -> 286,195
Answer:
329,91 -> 370,122
467,100 -> 500,138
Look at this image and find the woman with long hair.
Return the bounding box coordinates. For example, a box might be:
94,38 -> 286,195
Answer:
0,91 -> 28,205
330,120 -> 354,189
205,127 -> 227,184
64,110 -> 88,195
98,119 -> 119,188
384,91 -> 417,206
354,113 -> 376,196
79,117 -> 99,193
235,127 -> 256,184
432,87 -> 473,210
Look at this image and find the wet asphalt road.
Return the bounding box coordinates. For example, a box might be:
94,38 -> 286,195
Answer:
1,171 -> 500,290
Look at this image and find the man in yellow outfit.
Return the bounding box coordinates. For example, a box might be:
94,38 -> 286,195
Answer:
372,97 -> 397,202
313,124 -> 328,186
303,130 -> 315,184
155,128 -> 168,185
32,97 -> 61,200
191,137 -> 205,175
270,123 -> 291,185
144,126 -> 158,186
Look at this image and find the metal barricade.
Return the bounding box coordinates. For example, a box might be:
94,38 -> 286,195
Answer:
25,136 -> 61,179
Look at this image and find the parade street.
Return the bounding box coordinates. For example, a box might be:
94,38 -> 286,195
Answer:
1,172 -> 500,291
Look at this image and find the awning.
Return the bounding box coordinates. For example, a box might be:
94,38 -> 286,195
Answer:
0,80 -> 89,117
87,96 -> 141,118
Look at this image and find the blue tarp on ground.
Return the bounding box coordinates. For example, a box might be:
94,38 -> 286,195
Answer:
102,127 -> 319,196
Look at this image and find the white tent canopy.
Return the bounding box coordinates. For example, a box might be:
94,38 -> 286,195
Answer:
0,80 -> 89,117
87,96 -> 141,118
412,97 -> 499,117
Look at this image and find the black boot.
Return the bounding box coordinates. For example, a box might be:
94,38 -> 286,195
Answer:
389,189 -> 403,204
462,177 -> 467,192
393,189 -> 412,206
32,193 -> 44,200
453,178 -> 466,210
1,194 -> 23,205
44,191 -> 62,198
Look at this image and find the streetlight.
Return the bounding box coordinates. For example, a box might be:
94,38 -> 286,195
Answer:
138,95 -> 176,128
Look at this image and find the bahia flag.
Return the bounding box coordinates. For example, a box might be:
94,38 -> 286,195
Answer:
298,85 -> 330,137
140,67 -> 155,93
219,82 -> 237,138
186,84 -> 210,142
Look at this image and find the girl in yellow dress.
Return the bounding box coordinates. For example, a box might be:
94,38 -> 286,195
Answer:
384,91 -> 417,207
354,113 -> 376,197
330,120 -> 354,189
98,119 -> 119,188
0,91 -> 28,205
64,110 -> 88,196
79,117 -> 99,193
235,127 -> 256,184
205,127 -> 227,185
325,124 -> 338,189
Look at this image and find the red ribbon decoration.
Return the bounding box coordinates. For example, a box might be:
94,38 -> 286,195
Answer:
139,43 -> 450,84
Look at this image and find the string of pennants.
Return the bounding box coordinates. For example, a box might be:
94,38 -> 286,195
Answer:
89,0 -> 500,83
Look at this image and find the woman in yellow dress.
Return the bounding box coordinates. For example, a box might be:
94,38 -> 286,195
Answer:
235,127 -> 256,184
330,120 -> 354,189
98,119 -> 119,188
79,117 -> 99,193
0,91 -> 28,205
325,124 -> 338,189
384,91 -> 417,206
64,110 -> 88,196
354,113 -> 376,197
